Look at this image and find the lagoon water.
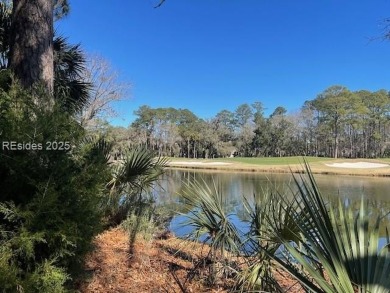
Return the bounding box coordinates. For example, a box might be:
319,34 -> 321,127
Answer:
154,169 -> 390,237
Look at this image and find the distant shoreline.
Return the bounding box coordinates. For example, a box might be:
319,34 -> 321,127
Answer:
166,159 -> 390,177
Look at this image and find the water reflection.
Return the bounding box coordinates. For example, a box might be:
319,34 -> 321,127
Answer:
153,169 -> 390,236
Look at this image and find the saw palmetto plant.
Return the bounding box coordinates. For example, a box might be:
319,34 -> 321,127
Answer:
270,162 -> 390,293
106,148 -> 168,225
180,178 -> 241,284
177,162 -> 390,292
237,186 -> 304,292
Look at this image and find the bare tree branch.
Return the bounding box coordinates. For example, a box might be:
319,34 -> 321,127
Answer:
79,54 -> 131,128
154,0 -> 166,8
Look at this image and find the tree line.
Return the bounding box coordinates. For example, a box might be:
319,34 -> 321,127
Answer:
105,85 -> 390,159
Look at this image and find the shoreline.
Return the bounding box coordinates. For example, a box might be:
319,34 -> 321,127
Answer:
167,160 -> 390,177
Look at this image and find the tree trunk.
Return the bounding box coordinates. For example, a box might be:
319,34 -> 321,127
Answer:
187,138 -> 190,158
193,142 -> 196,158
334,120 -> 339,159
9,0 -> 54,91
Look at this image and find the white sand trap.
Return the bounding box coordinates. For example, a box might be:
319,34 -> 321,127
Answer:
169,161 -> 232,166
325,162 -> 389,169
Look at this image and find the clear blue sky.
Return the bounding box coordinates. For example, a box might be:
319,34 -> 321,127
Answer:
59,0 -> 390,126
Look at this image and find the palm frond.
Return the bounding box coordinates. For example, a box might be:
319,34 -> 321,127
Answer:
105,148 -> 168,225
53,36 -> 91,113
238,186 -> 302,292
87,136 -> 113,164
270,160 -> 390,293
108,148 -> 168,194
179,178 -> 241,254
178,177 -> 241,285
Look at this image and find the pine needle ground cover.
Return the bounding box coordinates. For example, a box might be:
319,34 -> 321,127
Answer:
78,228 -> 300,293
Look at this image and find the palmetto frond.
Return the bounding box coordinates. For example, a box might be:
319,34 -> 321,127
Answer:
105,148 -> 168,225
271,161 -> 390,293
178,178 -> 241,285
237,187 -> 302,292
108,148 -> 168,194
54,36 -> 91,113
180,178 -> 241,254
80,136 -> 113,165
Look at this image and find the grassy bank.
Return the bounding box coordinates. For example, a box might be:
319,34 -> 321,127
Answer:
167,156 -> 390,177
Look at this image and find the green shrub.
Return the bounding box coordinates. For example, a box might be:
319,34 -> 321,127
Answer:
24,260 -> 69,293
122,212 -> 157,242
0,83 -> 111,291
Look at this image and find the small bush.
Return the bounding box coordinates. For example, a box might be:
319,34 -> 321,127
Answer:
0,83 -> 110,291
122,212 -> 157,242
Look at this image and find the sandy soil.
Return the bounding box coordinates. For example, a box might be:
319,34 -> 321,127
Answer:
325,162 -> 389,168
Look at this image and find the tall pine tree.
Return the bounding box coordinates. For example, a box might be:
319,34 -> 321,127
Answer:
9,0 -> 54,91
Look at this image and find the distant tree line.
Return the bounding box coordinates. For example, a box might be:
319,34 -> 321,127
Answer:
103,85 -> 390,159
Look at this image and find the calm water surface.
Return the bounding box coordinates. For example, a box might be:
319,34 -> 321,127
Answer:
154,169 -> 390,236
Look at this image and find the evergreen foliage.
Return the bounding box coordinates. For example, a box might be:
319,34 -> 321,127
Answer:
0,82 -> 111,291
127,88 -> 390,159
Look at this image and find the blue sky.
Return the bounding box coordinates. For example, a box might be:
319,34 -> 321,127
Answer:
59,0 -> 390,126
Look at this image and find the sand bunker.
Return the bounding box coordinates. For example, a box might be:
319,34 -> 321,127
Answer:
325,162 -> 389,169
168,161 -> 232,166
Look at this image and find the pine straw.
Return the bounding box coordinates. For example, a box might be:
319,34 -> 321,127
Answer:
78,227 -> 303,292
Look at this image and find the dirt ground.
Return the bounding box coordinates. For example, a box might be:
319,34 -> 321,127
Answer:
78,228 -> 302,293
